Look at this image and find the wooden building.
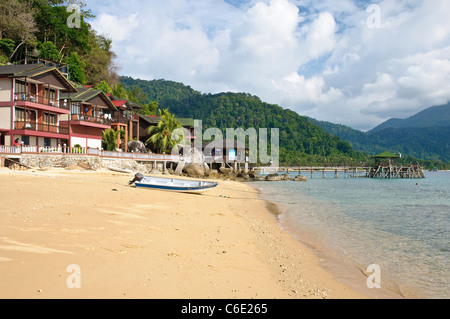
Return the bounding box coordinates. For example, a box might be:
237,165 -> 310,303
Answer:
108,95 -> 142,152
60,87 -> 117,149
0,64 -> 77,148
203,138 -> 249,171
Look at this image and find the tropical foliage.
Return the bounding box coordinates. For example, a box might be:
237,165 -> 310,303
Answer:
146,109 -> 185,154
102,129 -> 122,152
0,0 -> 117,86
121,77 -> 366,166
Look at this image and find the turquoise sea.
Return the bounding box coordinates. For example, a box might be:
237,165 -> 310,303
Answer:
253,171 -> 450,299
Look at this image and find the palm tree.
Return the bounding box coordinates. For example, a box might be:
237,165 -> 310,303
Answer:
102,129 -> 122,151
146,109 -> 185,154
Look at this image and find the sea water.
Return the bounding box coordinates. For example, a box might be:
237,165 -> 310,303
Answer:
253,171 -> 450,299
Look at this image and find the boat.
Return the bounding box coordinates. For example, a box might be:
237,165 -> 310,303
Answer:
129,173 -> 219,194
107,166 -> 134,174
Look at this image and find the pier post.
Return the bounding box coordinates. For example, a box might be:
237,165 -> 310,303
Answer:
335,169 -> 339,179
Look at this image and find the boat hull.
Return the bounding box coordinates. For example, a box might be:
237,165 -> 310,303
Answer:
133,176 -> 219,194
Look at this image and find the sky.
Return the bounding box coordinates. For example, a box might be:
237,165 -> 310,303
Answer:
84,0 -> 450,131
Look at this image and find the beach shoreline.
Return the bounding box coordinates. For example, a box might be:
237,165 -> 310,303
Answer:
0,167 -> 391,299
251,187 -> 404,300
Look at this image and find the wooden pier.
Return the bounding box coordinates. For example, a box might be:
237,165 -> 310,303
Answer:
253,164 -> 425,179
254,151 -> 425,180
254,166 -> 368,179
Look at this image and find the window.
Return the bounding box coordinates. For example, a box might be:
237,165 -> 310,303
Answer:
22,136 -> 30,146
15,80 -> 27,94
15,108 -> 26,122
44,113 -> 56,126
44,138 -> 51,147
71,102 -> 81,114
45,88 -> 56,100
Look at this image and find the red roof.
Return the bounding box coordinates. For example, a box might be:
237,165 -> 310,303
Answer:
111,100 -> 128,107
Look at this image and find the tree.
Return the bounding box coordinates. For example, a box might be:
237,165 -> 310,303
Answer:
67,51 -> 86,84
0,0 -> 37,41
146,109 -> 185,154
33,1 -> 91,57
112,83 -> 129,100
38,41 -> 62,62
94,80 -> 113,94
102,129 -> 122,152
82,33 -> 118,85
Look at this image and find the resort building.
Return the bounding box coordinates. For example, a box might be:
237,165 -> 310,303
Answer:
202,138 -> 248,165
60,87 -> 117,149
0,64 -> 77,149
108,94 -> 142,152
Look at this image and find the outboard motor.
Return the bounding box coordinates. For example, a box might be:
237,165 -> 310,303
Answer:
129,173 -> 144,185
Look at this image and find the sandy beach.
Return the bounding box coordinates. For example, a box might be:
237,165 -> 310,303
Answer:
0,167 -> 397,299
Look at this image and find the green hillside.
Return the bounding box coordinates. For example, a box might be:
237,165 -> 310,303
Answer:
310,109 -> 450,166
370,102 -> 450,133
121,77 -> 366,166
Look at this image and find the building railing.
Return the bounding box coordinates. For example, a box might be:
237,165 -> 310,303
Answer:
111,113 -> 139,125
71,114 -> 112,126
204,155 -> 247,163
14,92 -> 69,110
14,121 -> 70,135
0,146 -> 22,154
0,146 -> 183,162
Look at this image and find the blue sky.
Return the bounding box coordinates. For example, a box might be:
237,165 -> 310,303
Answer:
84,0 -> 450,131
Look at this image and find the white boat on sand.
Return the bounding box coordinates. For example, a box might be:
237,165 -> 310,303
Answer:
129,173 -> 219,194
107,167 -> 134,174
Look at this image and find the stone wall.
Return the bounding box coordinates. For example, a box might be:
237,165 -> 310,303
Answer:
19,154 -> 164,174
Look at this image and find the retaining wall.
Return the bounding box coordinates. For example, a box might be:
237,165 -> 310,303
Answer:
19,154 -> 165,174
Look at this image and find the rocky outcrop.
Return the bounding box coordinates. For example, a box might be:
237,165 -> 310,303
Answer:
265,173 -> 283,181
183,163 -> 207,178
127,140 -> 147,153
294,175 -> 308,182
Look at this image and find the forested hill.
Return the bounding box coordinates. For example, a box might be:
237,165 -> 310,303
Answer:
310,114 -> 450,164
121,77 -> 365,165
369,102 -> 450,133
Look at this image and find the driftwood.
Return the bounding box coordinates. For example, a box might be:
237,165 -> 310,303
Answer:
5,158 -> 32,170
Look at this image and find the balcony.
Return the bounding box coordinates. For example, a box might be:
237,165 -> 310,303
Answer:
111,113 -> 139,125
14,121 -> 69,136
14,92 -> 69,111
71,114 -> 112,126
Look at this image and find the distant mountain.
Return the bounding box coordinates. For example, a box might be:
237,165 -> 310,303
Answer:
310,103 -> 450,163
121,77 -> 365,166
369,102 -> 450,133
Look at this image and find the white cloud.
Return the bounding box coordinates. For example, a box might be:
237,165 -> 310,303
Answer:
85,0 -> 450,131
303,12 -> 337,59
90,13 -> 139,42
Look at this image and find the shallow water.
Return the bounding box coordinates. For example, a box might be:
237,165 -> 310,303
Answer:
253,171 -> 450,299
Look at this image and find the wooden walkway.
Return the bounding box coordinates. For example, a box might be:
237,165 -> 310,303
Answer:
254,165 -> 425,179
